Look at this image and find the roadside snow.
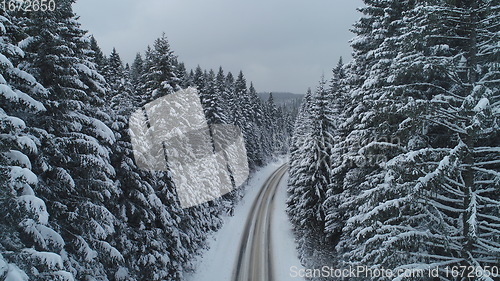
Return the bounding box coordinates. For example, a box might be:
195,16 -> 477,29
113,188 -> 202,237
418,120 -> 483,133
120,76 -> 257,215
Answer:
185,158 -> 305,281
271,171 -> 306,281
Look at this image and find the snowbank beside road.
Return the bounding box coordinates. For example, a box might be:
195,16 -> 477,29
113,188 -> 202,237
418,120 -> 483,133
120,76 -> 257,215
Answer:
185,158 -> 305,281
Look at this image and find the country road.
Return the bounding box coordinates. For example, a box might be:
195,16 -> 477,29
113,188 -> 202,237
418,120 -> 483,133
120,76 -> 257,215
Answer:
232,164 -> 289,281
185,160 -> 304,281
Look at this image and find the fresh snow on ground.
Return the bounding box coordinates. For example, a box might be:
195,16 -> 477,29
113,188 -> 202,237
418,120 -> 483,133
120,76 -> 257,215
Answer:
272,168 -> 307,281
185,158 -> 305,281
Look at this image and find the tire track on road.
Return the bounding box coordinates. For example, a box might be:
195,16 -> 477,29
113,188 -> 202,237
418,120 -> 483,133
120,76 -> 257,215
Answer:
232,164 -> 288,281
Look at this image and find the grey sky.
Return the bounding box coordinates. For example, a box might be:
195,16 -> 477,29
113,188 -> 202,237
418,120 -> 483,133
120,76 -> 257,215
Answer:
74,0 -> 364,94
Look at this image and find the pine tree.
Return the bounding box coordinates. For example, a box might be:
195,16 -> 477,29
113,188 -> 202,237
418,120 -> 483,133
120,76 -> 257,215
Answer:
192,65 -> 205,91
287,79 -> 336,266
200,69 -> 228,125
263,93 -> 278,156
0,11 -> 73,280
327,0 -> 500,276
224,72 -> 237,124
141,34 -> 179,101
323,58 -> 350,240
104,49 -> 123,84
20,1 -> 123,279
2,1 -> 296,280
214,67 -> 229,114
130,53 -> 144,87
395,0 -> 500,272
175,61 -> 190,89
288,1 -> 499,277
90,36 -> 106,73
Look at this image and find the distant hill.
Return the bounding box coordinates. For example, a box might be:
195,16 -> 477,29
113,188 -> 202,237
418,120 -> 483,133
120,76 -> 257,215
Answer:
258,92 -> 304,105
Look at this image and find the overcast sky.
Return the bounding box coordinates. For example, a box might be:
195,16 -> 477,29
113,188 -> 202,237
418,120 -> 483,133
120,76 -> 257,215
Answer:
74,0 -> 364,94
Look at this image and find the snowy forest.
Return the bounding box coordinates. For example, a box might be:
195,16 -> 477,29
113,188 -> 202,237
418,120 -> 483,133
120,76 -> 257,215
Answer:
1,0 -> 499,280
287,0 -> 499,280
0,0 -> 295,280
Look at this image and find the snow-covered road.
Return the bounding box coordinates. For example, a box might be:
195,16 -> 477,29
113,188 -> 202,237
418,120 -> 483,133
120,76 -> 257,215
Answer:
185,159 -> 305,281
232,164 -> 288,280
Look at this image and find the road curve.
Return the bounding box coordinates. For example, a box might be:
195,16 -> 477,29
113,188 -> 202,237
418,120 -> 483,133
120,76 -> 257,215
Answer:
232,164 -> 289,281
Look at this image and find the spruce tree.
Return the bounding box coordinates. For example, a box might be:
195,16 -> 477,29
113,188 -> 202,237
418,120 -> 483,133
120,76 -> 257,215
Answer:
200,69 -> 228,125
130,53 -> 144,88
0,11 -> 73,280
329,0 -> 500,276
287,79 -> 336,266
20,1 -> 122,278
141,34 -> 179,101
89,36 -> 106,73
